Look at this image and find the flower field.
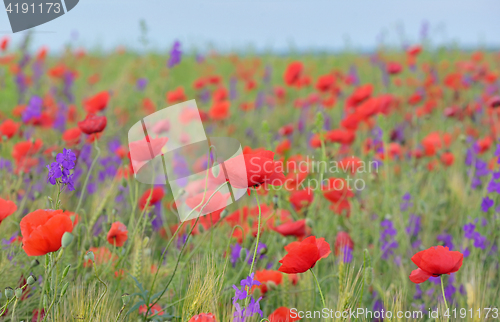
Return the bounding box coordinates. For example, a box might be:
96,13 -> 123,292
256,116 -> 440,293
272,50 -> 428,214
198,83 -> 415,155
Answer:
0,36 -> 500,321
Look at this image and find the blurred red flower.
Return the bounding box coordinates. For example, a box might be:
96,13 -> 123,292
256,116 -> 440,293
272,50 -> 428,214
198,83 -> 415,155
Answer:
409,246 -> 463,284
188,313 -> 217,322
78,114 -> 107,135
107,222 -> 128,247
84,91 -> 110,113
0,198 -> 17,225
139,187 -> 165,210
278,236 -> 331,274
268,307 -> 301,322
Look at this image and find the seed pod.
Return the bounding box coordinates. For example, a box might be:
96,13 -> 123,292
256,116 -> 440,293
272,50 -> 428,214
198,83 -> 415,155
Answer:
121,293 -> 130,306
62,265 -> 71,279
86,251 -> 95,262
60,282 -> 69,297
30,259 -> 40,268
27,276 -> 36,286
239,248 -> 247,261
4,287 -> 13,300
14,288 -> 22,299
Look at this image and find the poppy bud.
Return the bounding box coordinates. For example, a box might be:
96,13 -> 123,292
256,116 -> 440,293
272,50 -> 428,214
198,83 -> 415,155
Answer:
272,195 -> 279,209
221,209 -> 229,218
259,246 -> 267,255
86,251 -> 95,262
252,287 -> 262,299
4,287 -> 13,299
51,151 -> 57,158
62,265 -> 70,279
211,163 -> 220,178
121,178 -> 128,188
239,248 -> 247,261
14,288 -> 22,299
305,218 -> 313,228
197,224 -> 205,234
266,281 -> 278,291
61,232 -> 74,248
122,293 -> 130,305
30,259 -> 40,268
27,275 -> 36,286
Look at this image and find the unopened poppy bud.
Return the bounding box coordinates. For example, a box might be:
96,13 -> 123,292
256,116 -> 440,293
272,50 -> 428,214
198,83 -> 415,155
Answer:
239,248 -> 247,261
27,275 -> 36,286
62,265 -> 71,279
211,163 -> 220,178
86,251 -> 95,262
61,232 -> 74,248
121,178 -> 128,188
272,195 -> 278,209
259,246 -> 267,255
14,288 -> 22,299
60,282 -> 69,297
121,293 -> 130,305
197,224 -> 205,234
266,281 -> 278,291
30,259 -> 40,268
252,287 -> 261,299
4,287 -> 13,299
305,218 -> 313,228
221,209 -> 229,218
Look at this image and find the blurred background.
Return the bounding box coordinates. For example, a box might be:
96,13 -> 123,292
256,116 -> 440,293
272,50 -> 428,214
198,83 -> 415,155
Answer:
1,0 -> 500,53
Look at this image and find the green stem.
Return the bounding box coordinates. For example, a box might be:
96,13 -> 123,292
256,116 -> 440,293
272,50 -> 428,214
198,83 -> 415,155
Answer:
310,268 -> 326,309
74,139 -> 101,215
245,191 -> 262,306
440,276 -> 449,317
115,305 -> 126,322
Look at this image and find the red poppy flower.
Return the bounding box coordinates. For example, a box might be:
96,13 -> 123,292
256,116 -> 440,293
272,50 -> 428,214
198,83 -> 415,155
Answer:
274,219 -> 307,238
138,187 -> 165,210
276,139 -> 291,155
212,87 -> 228,102
62,127 -> 82,146
440,152 -> 454,166
325,129 -> 356,145
139,304 -> 164,317
107,222 -> 128,247
386,62 -> 402,75
284,61 -> 303,86
84,91 -> 110,113
488,96 -> 500,108
409,246 -> 463,284
224,150 -> 285,189
0,36 -> 8,51
315,74 -> 335,92
322,178 -> 354,204
278,236 -> 331,274
78,114 -> 107,135
20,209 -> 77,256
268,307 -> 301,322
32,308 -> 45,322
209,100 -> 230,120
84,246 -> 117,267
289,189 -> 314,211
188,313 -> 217,322
334,231 -> 354,256
254,270 -> 283,294
0,198 -> 17,225
166,87 -> 187,103
0,119 -> 20,140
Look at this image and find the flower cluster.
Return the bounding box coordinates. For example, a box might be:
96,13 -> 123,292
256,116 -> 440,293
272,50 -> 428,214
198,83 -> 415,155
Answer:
232,273 -> 263,322
46,148 -> 76,191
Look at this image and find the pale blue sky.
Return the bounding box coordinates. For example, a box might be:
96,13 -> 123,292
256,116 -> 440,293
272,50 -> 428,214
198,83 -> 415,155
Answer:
1,0 -> 499,53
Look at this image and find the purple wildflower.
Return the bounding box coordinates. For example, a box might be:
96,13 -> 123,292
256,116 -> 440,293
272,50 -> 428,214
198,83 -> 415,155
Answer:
167,40 -> 182,68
